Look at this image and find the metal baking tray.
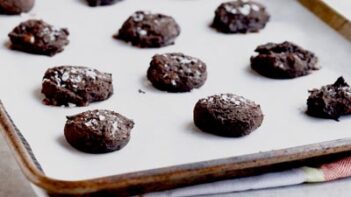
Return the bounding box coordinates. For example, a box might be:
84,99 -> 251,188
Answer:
0,0 -> 351,196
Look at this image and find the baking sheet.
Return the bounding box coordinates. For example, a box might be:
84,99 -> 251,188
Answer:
0,0 -> 350,181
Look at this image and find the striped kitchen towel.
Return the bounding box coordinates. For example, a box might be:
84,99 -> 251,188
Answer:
147,156 -> 351,197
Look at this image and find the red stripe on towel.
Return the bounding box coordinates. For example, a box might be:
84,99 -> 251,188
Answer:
321,156 -> 351,181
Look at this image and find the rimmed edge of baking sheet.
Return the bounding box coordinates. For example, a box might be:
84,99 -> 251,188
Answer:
299,0 -> 351,42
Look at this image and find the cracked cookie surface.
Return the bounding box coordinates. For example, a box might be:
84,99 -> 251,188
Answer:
193,93 -> 264,137
41,66 -> 113,106
212,0 -> 270,33
307,77 -> 351,120
64,110 -> 134,153
116,11 -> 180,48
147,53 -> 207,92
250,41 -> 319,79
8,19 -> 69,56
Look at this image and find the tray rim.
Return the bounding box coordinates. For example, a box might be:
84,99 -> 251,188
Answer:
1,0 -> 351,196
299,0 -> 351,41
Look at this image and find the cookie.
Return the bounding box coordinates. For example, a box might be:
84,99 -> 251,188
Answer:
41,66 -> 113,107
64,110 -> 134,153
307,77 -> 351,120
8,19 -> 69,56
147,53 -> 207,92
86,0 -> 121,7
250,41 -> 319,79
115,11 -> 181,48
193,93 -> 263,137
212,0 -> 270,33
0,0 -> 34,15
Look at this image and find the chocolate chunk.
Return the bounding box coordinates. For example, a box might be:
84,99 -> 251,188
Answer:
307,77 -> 351,120
0,0 -> 34,15
8,19 -> 69,56
212,0 -> 270,33
193,93 -> 264,137
86,0 -> 121,7
115,11 -> 181,48
41,66 -> 113,107
147,53 -> 207,92
250,41 -> 319,79
64,110 -> 134,153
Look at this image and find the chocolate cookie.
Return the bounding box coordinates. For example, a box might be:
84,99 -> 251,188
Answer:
212,0 -> 270,33
307,77 -> 351,120
250,41 -> 319,79
41,66 -> 113,107
0,0 -> 34,15
115,11 -> 181,48
64,110 -> 134,153
8,19 -> 69,56
147,53 -> 207,92
193,93 -> 263,137
86,0 -> 121,7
